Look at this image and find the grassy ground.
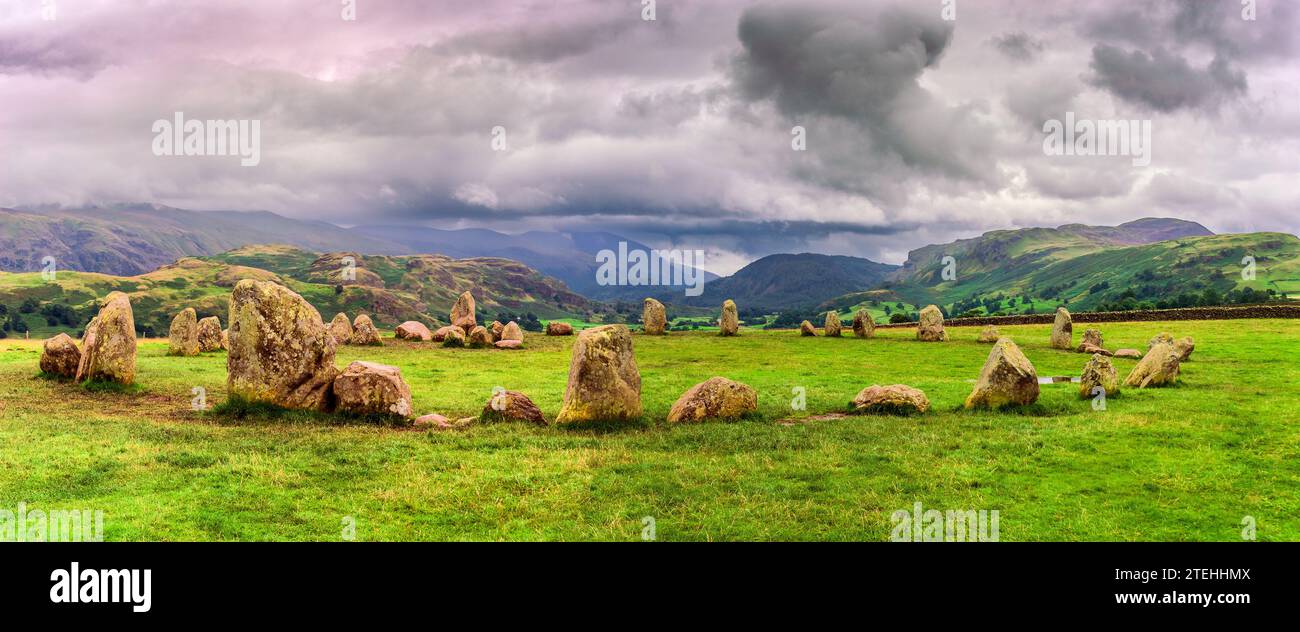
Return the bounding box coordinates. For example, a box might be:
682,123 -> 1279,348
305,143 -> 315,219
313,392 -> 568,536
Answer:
1,319 -> 1297,541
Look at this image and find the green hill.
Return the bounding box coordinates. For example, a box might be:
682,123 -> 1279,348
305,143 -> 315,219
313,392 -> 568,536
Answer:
0,245 -> 597,338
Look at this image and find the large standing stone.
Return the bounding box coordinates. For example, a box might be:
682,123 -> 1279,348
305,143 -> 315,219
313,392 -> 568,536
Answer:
1174,336 -> 1195,362
977,326 -> 1001,343
76,291 -> 136,384
350,314 -> 382,346
332,361 -> 412,419
40,333 -> 81,378
450,291 -> 476,333
328,313 -> 353,344
851,384 -> 930,415
642,298 -> 667,335
800,320 -> 817,336
1050,307 -> 1073,349
499,321 -> 523,342
556,324 -> 642,424
546,321 -> 573,336
197,316 -> 224,352
489,321 -> 505,342
964,338 -> 1039,409
1079,353 -> 1119,399
718,299 -> 739,336
1077,328 -> 1102,352
667,377 -> 758,423
394,321 -> 432,341
916,305 -> 948,342
226,280 -> 337,411
1124,342 -> 1180,388
852,309 -> 875,338
168,308 -> 200,357
824,311 -> 842,337
481,390 -> 546,425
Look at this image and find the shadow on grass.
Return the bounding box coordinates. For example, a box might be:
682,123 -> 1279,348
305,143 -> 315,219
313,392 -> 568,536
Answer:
81,378 -> 144,395
208,395 -> 411,428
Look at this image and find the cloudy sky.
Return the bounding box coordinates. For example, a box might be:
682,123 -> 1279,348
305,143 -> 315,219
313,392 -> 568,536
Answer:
1,0 -> 1296,272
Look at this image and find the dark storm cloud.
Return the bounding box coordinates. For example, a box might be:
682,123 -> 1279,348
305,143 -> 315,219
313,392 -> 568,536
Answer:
1087,45 -> 1247,112
729,1 -> 999,195
990,32 -> 1044,61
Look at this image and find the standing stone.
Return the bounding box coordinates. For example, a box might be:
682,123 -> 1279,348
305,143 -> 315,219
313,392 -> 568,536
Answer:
168,308 -> 201,357
1077,328 -> 1102,352
964,338 -> 1039,409
556,324 -> 642,424
1079,353 -> 1119,399
350,314 -> 382,346
226,280 -> 337,411
499,321 -> 523,342
824,311 -> 842,337
1147,332 -> 1174,350
642,298 -> 667,335
916,305 -> 948,342
666,377 -> 758,423
800,320 -> 817,336
328,313 -> 353,344
76,292 -> 136,384
450,291 -> 476,333
394,321 -> 432,341
1124,343 -> 1181,388
197,316 -> 223,352
468,325 -> 492,347
977,326 -> 1000,343
489,321 -> 505,342
1174,336 -> 1195,361
1050,307 -> 1073,349
481,390 -> 546,425
719,299 -> 739,336
332,361 -> 412,419
546,321 -> 573,336
432,325 -> 456,342
40,333 -> 81,378
852,309 -> 875,338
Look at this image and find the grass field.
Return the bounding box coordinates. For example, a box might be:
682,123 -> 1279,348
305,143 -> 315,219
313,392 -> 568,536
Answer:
1,319 -> 1297,541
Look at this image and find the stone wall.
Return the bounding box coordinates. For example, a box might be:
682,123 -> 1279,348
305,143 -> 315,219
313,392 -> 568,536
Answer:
874,303 -> 1300,329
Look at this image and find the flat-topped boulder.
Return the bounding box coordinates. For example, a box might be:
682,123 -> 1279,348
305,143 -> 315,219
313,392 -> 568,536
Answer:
965,338 -> 1039,409
719,299 -> 739,336
40,333 -> 81,378
432,325 -> 457,342
852,384 -> 930,415
168,308 -> 200,357
333,361 -> 412,419
1050,307 -> 1073,349
1114,348 -> 1141,359
977,326 -> 1000,343
441,327 -> 466,347
76,291 -> 136,385
916,305 -> 947,342
666,377 -> 757,423
852,309 -> 875,338
197,316 -> 224,352
227,280 -> 337,411
1079,353 -> 1119,398
481,390 -> 546,425
546,321 -> 573,336
394,321 -> 432,341
495,339 -> 522,349
350,314 -> 382,346
642,298 -> 667,335
556,324 -> 641,424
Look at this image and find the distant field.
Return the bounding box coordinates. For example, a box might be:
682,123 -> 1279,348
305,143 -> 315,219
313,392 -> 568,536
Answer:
1,320 -> 1297,541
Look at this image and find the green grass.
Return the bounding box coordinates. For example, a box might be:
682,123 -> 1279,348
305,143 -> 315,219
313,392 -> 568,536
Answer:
1,319 -> 1297,541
